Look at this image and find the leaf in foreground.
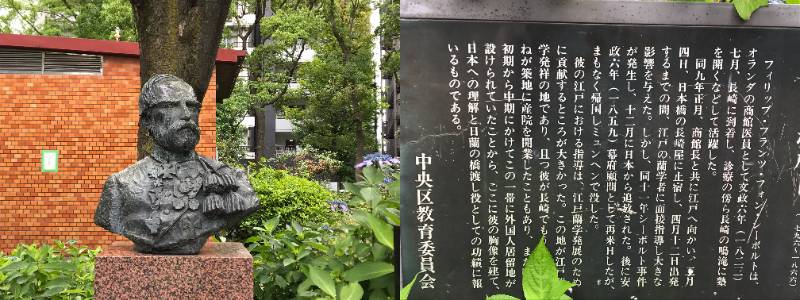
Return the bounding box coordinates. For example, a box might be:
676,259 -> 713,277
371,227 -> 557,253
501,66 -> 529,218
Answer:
339,282 -> 364,300
732,0 -> 768,20
522,237 -> 575,300
308,266 -> 337,297
342,261 -> 394,282
400,273 -> 419,300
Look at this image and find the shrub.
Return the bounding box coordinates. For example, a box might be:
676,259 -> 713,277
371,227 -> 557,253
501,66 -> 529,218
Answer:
230,166 -> 336,240
248,153 -> 400,300
0,240 -> 99,300
264,147 -> 344,182
248,219 -> 337,300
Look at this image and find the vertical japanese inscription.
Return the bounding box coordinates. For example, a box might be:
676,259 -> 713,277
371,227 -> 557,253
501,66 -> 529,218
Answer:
402,21 -> 799,300
416,153 -> 436,289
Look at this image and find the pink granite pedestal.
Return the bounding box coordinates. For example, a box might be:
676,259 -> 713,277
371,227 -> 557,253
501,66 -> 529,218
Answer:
94,241 -> 253,300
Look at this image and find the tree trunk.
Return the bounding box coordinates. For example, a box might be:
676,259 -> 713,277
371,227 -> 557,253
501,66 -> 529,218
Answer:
130,0 -> 233,159
252,0 -> 275,160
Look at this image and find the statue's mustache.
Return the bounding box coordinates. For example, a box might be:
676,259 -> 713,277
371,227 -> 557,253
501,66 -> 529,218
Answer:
171,121 -> 199,134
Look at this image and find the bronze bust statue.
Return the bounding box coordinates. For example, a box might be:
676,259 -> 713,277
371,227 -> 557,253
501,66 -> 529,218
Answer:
94,74 -> 259,254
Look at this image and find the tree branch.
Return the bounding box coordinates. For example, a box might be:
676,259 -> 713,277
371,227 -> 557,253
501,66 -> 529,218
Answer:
326,0 -> 350,61
60,0 -> 79,20
264,39 -> 306,106
11,3 -> 43,35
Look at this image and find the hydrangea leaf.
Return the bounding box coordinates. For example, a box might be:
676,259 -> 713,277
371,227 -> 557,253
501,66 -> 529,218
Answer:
522,237 -> 574,300
732,0 -> 768,20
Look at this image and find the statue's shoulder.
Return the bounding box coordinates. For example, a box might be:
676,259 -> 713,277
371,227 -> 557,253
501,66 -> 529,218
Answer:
97,157 -> 156,232
198,156 -> 241,174
108,157 -> 156,187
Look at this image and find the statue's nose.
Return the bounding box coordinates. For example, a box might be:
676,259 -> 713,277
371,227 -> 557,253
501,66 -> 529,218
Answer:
179,104 -> 191,120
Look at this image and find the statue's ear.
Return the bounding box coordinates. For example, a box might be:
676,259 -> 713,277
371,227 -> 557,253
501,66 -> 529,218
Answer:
140,112 -> 152,132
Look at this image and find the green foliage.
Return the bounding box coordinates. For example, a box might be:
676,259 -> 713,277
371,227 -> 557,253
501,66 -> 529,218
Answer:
482,237 -> 575,300
219,3 -> 324,163
231,165 -> 335,239
283,0 -> 379,175
244,6 -> 325,106
265,147 -> 344,182
675,0 -> 768,21
247,218 -> 336,299
285,1 -> 378,173
732,0 -> 768,20
222,0 -> 383,174
226,4 -> 324,111
0,241 -> 99,300
247,163 -> 399,300
399,273 -> 419,300
217,82 -> 252,167
375,0 -> 399,77
0,0 -> 136,40
521,238 -> 575,300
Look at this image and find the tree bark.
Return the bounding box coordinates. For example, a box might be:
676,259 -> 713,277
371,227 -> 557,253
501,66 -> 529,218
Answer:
130,0 -> 233,159
252,0 -> 273,159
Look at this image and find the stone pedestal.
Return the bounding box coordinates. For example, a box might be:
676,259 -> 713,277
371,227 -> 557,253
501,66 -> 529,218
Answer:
94,241 -> 253,300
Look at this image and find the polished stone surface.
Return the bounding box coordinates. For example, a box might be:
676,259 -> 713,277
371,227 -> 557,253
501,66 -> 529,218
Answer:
94,241 -> 253,300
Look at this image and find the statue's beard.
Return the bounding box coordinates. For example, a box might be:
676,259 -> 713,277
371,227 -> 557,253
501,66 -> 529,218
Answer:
151,121 -> 200,152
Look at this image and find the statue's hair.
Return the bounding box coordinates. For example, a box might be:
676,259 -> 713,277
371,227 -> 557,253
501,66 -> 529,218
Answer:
139,74 -> 191,116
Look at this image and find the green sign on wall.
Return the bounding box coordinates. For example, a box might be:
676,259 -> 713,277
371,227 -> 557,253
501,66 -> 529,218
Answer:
41,150 -> 58,172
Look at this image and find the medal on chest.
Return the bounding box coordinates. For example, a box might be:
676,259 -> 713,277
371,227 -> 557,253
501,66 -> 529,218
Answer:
144,160 -> 205,234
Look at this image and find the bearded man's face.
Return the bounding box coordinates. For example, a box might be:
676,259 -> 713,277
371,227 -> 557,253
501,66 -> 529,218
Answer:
144,81 -> 201,152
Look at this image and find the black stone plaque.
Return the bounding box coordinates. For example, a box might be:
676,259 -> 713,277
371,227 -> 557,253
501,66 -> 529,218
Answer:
400,19 -> 800,300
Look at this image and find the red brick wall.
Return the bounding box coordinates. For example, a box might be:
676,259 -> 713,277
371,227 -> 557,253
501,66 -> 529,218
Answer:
0,55 -> 218,252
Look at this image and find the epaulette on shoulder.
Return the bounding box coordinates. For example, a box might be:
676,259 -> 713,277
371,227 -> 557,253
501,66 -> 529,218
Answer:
199,156 -> 227,171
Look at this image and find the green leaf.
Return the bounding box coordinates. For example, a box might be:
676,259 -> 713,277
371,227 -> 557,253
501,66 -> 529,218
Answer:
342,262 -> 394,282
291,220 -> 304,234
339,282 -> 364,300
297,278 -> 314,295
283,257 -> 296,266
43,277 -> 70,289
38,286 -> 66,298
244,236 -> 261,244
369,288 -> 389,300
486,294 -> 521,300
732,0 -> 768,20
264,216 -> 280,233
383,208 -> 400,226
352,210 -> 370,224
366,214 -> 394,250
387,180 -> 400,198
41,261 -> 75,273
308,266 -> 337,297
400,273 -> 419,300
560,294 -> 573,300
360,187 -> 381,207
551,280 -> 575,300
363,165 -> 384,185
0,261 -> 29,273
788,0 -> 800,4
521,237 -> 575,300
343,182 -> 363,196
369,274 -> 393,290
523,237 -> 556,300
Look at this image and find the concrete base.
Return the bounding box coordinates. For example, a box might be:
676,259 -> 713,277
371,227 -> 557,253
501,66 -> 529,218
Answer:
94,241 -> 253,300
